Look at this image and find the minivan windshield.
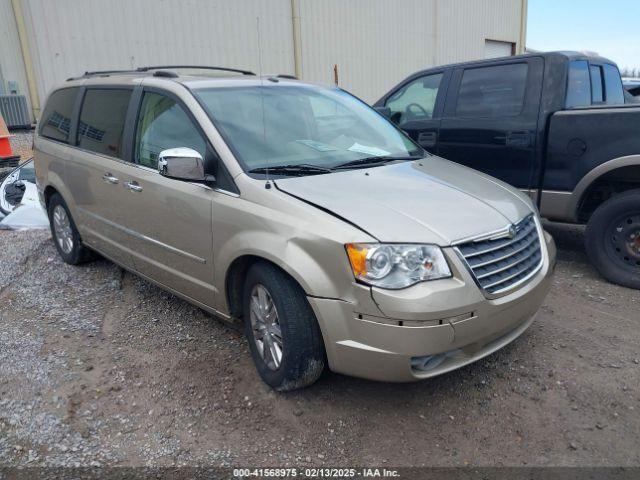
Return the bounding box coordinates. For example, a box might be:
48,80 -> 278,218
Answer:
194,84 -> 423,172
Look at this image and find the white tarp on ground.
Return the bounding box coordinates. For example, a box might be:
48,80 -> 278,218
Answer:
0,182 -> 49,230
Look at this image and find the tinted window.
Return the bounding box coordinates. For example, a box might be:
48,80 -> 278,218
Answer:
135,92 -> 206,169
77,89 -> 132,158
39,88 -> 79,143
566,60 -> 591,108
456,63 -> 528,117
603,64 -> 625,105
385,73 -> 443,124
590,65 -> 603,103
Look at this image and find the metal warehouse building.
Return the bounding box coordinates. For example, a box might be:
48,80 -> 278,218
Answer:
0,0 -> 527,124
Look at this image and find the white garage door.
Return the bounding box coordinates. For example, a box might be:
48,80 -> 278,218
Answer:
484,40 -> 514,59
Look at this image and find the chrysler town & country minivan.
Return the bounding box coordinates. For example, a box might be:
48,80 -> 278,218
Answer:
35,66 -> 556,391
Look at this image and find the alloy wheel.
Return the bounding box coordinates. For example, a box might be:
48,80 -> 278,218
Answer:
52,205 -> 74,254
249,284 -> 283,371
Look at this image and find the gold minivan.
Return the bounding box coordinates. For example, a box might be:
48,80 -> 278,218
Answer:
35,67 -> 556,391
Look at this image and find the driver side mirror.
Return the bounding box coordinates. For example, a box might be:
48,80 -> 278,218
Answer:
374,106 -> 391,118
374,106 -> 402,125
158,148 -> 214,182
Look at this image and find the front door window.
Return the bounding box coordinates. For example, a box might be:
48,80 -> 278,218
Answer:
135,92 -> 206,168
385,73 -> 443,125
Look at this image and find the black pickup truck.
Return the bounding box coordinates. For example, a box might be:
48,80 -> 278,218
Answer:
376,51 -> 640,289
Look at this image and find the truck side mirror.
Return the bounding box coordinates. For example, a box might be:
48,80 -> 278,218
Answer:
374,106 -> 392,118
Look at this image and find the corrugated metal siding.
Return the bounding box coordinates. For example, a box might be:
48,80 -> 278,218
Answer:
0,0 -> 33,118
298,0 -> 524,102
5,0 -> 525,115
436,0 -> 523,65
299,0 -> 439,103
20,0 -> 295,104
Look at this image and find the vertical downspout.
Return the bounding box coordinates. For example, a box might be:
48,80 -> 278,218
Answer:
11,0 -> 40,121
432,0 -> 438,66
519,0 -> 528,54
291,0 -> 302,79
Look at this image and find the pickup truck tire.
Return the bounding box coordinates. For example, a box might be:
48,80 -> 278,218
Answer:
585,189 -> 640,289
47,193 -> 96,265
242,261 -> 325,391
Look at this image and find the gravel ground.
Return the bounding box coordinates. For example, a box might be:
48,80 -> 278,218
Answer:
0,223 -> 638,470
8,129 -> 34,161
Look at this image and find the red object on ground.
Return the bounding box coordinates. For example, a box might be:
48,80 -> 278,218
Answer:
0,137 -> 13,157
0,114 -> 14,157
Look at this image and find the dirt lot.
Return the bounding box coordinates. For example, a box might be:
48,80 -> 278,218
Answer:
0,222 -> 638,469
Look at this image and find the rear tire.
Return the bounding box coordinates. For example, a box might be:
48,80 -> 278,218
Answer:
585,189 -> 640,289
242,261 -> 325,391
47,193 -> 95,265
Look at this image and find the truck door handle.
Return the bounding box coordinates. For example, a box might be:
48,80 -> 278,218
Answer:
102,173 -> 119,184
497,131 -> 531,147
125,181 -> 143,192
418,131 -> 437,147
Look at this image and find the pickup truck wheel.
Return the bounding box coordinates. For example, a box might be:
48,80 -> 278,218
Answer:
242,262 -> 325,391
47,193 -> 95,265
585,189 -> 640,289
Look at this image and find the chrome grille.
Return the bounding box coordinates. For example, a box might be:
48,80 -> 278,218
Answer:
456,215 -> 542,296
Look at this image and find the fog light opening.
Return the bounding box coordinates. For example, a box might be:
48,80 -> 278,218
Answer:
411,354 -> 446,372
411,348 -> 465,373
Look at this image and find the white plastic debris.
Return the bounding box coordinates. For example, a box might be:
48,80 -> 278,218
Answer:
0,182 -> 49,230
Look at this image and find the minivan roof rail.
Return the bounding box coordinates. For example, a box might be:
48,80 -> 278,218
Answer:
67,65 -> 255,81
136,65 -> 255,75
67,69 -> 136,80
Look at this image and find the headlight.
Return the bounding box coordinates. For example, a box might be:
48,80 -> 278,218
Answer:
345,243 -> 451,289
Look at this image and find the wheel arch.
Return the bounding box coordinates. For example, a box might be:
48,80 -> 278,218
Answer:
223,251 -> 328,322
225,254 -> 274,320
40,172 -> 77,218
43,184 -> 60,209
572,155 -> 640,222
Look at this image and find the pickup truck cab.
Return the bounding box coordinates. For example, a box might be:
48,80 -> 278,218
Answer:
376,51 -> 640,289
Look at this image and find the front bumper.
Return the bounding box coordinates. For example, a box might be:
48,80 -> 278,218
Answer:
307,230 -> 556,382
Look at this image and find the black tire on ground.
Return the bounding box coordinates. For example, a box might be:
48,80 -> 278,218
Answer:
585,189 -> 640,290
242,261 -> 325,391
47,193 -> 96,265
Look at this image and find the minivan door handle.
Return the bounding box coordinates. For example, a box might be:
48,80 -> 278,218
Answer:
102,173 -> 119,184
124,181 -> 143,192
417,131 -> 437,148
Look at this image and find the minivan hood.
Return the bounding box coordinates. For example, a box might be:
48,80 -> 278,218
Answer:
275,156 -> 533,245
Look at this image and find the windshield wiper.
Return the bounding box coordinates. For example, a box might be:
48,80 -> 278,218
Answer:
332,155 -> 423,170
248,164 -> 333,176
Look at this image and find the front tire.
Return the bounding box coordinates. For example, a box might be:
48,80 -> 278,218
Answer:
242,262 -> 325,391
585,189 -> 640,289
47,193 -> 95,265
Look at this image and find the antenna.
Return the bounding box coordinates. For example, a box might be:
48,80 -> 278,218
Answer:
256,16 -> 271,190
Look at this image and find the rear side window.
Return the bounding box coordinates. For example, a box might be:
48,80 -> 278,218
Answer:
385,73 -> 443,124
134,92 -> 206,169
77,89 -> 132,159
566,61 -> 591,108
456,63 -> 528,118
590,65 -> 604,103
39,88 -> 79,143
603,64 -> 625,105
